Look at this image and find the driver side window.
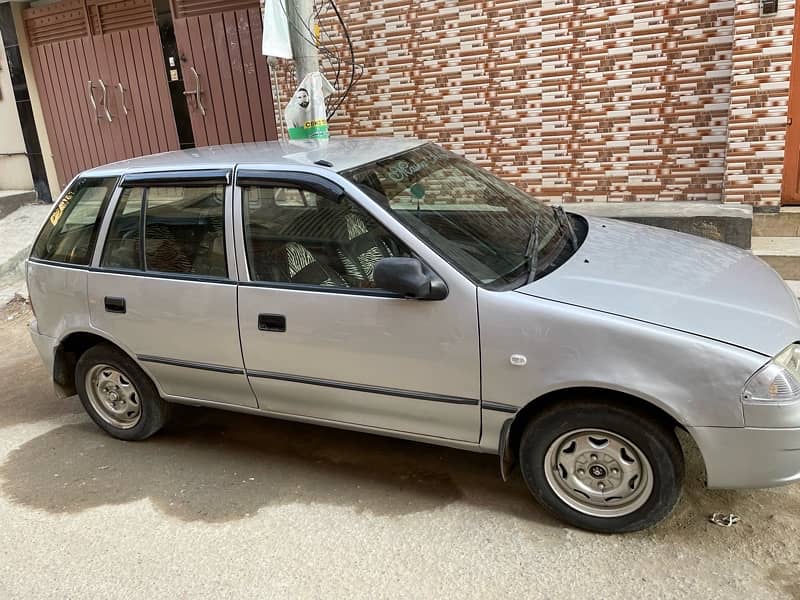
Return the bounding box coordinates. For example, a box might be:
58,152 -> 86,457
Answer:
242,185 -> 410,289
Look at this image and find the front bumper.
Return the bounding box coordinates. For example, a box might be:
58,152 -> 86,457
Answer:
690,425 -> 800,488
28,319 -> 56,378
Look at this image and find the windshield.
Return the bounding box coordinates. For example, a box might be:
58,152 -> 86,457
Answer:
343,143 -> 571,289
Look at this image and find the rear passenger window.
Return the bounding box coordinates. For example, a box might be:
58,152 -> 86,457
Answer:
102,184 -> 227,278
31,177 -> 116,265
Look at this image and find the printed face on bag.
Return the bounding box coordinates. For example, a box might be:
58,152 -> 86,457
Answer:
296,88 -> 310,108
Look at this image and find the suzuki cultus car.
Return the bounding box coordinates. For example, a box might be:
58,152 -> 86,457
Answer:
27,138 -> 800,533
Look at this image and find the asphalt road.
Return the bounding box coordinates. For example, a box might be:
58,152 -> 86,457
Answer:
1,300 -> 800,599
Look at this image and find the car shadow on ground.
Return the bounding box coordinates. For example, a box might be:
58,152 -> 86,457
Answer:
0,308 -> 83,430
0,354 -> 82,429
0,403 -> 555,524
3,394 -> 778,535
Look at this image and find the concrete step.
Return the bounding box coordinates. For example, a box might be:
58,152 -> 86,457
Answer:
752,207 -> 800,237
751,236 -> 800,279
0,190 -> 36,220
0,203 -> 51,277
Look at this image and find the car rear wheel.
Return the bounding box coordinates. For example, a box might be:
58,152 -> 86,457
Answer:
519,399 -> 684,533
76,343 -> 169,441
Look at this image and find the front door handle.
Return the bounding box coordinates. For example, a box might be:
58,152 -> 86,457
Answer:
258,314 -> 286,332
104,296 -> 126,314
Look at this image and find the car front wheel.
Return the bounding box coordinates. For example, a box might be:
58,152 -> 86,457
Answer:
519,399 -> 684,533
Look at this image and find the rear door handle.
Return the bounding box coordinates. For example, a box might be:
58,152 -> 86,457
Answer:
258,314 -> 286,332
104,296 -> 126,314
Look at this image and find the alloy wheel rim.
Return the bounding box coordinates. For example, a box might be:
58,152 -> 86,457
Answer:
85,364 -> 142,430
543,428 -> 654,518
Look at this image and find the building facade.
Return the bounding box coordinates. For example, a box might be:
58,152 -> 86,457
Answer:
325,0 -> 798,208
1,0 -> 798,209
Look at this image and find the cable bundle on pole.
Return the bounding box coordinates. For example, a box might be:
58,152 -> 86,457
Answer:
278,0 -> 363,122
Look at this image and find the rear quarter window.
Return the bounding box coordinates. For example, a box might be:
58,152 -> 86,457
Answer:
31,177 -> 117,265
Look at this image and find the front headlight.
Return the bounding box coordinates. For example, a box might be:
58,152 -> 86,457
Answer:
742,344 -> 800,405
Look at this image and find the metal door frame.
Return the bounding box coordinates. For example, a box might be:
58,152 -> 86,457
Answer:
781,4 -> 800,205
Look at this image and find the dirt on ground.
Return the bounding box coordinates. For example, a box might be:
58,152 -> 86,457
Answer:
1,301 -> 800,599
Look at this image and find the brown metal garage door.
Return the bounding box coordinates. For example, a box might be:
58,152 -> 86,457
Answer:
24,0 -> 180,186
169,0 -> 278,147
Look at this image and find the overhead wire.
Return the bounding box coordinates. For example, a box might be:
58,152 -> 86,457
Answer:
276,0 -> 361,121
324,0 -> 359,120
313,0 -> 343,93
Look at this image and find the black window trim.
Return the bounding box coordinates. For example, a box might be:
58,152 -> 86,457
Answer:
120,169 -> 231,188
237,279 -> 403,297
90,266 -> 237,285
27,261 -> 417,297
138,186 -> 147,271
236,169 -> 344,198
28,256 -> 93,271
28,257 -> 237,285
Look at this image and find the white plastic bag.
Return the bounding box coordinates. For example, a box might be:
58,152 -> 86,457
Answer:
262,0 -> 292,59
285,72 -> 335,140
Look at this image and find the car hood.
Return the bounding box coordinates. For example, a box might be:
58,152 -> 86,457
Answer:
516,216 -> 800,356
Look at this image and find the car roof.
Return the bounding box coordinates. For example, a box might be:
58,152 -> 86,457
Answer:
81,136 -> 428,178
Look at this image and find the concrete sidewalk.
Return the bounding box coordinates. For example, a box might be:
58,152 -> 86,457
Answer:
0,203 -> 51,305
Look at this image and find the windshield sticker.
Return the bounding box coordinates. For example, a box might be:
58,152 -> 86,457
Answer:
49,192 -> 73,226
387,159 -> 428,182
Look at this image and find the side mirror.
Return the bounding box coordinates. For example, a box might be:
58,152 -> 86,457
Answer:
374,257 -> 448,300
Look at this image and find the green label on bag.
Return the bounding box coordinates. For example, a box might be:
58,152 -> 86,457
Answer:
288,119 -> 329,140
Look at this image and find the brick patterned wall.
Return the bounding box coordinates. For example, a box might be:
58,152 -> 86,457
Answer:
272,0 -> 795,205
722,1 -> 795,207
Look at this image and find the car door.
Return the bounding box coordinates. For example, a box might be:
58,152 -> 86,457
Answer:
234,169 -> 481,442
88,170 -> 256,408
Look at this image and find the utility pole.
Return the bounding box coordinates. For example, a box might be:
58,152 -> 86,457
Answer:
286,0 -> 320,85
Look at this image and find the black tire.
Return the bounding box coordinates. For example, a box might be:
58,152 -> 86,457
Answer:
519,399 -> 684,533
75,343 -> 170,441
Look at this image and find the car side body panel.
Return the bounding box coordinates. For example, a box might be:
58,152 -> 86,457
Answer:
28,261 -> 90,341
477,288 -> 767,429
232,166 -> 482,442
72,167 -> 257,409
87,273 -> 256,408
238,285 -> 481,441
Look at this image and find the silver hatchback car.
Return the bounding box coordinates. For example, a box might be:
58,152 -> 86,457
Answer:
27,138 -> 800,533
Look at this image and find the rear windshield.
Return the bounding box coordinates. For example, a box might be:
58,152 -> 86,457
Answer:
31,177 -> 117,265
